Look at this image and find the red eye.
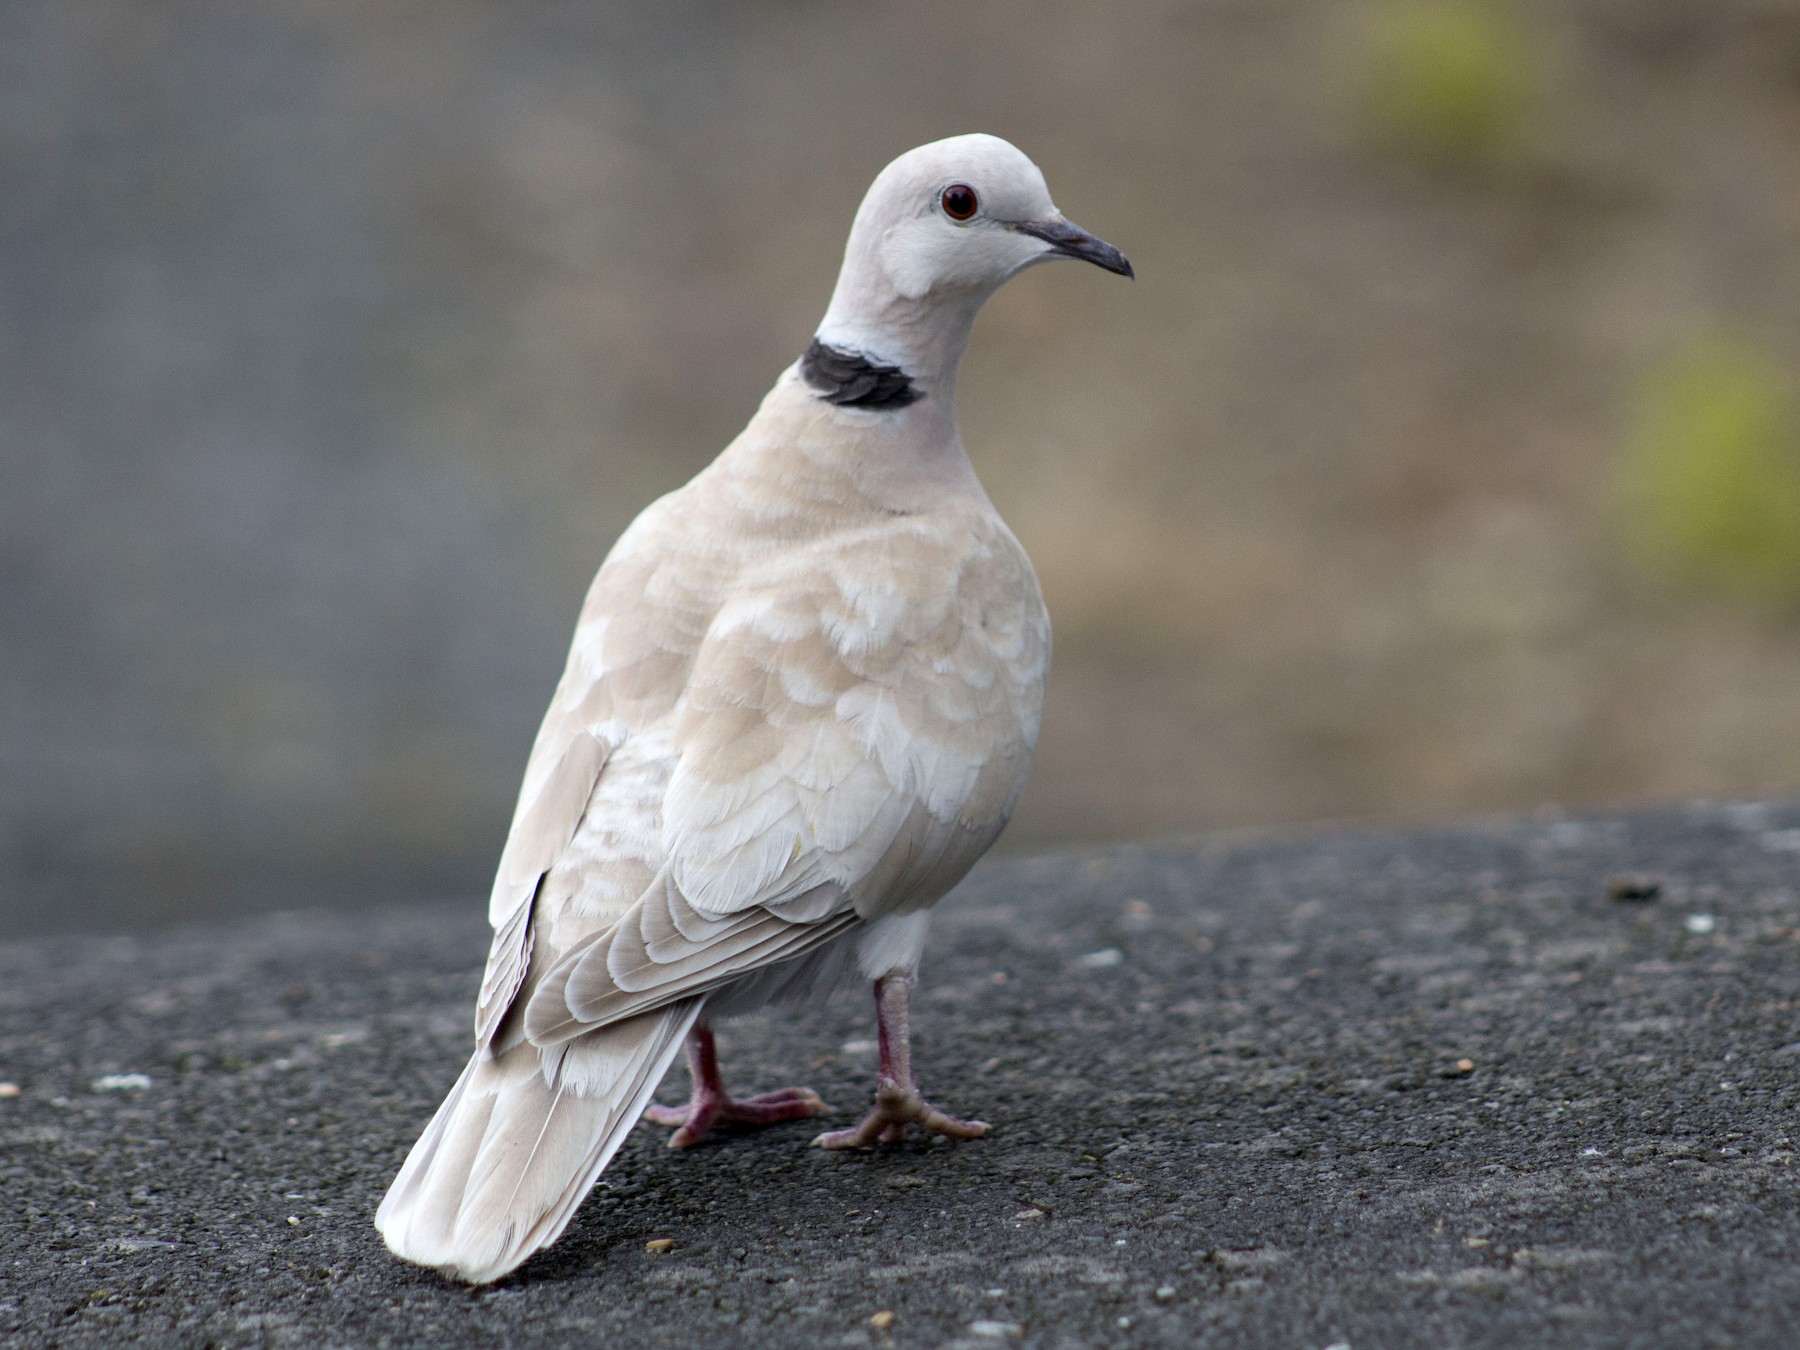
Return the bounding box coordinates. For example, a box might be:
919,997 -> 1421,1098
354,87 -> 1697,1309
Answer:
941,183 -> 979,221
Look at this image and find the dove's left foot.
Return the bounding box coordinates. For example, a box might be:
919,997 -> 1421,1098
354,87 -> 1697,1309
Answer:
812,972 -> 988,1150
644,1024 -> 828,1149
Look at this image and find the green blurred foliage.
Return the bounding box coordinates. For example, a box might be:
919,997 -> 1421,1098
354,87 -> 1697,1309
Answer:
1352,0 -> 1544,168
1618,335 -> 1800,605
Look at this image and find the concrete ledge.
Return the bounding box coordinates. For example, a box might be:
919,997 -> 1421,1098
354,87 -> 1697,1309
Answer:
4,801 -> 1800,1347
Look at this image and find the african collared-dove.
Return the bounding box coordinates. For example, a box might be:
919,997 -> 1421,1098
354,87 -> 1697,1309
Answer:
375,132 -> 1131,1284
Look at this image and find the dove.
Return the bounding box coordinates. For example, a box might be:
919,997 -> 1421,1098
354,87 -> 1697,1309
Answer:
375,132 -> 1131,1284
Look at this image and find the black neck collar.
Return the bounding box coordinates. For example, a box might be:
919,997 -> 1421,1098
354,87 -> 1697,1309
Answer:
800,338 -> 922,410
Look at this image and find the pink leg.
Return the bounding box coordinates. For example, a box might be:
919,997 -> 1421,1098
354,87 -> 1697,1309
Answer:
813,973 -> 988,1149
643,1024 -> 828,1149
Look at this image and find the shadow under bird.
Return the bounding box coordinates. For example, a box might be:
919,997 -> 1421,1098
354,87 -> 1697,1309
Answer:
375,132 -> 1132,1283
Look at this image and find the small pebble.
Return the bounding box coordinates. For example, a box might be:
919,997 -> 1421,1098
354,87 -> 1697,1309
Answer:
869,1310 -> 896,1330
1154,1285 -> 1177,1301
0,1082 -> 20,1099
93,1074 -> 151,1092
1685,914 -> 1716,935
644,1238 -> 675,1254
1465,1237 -> 1490,1248
286,1216 -> 300,1226
1438,1058 -> 1475,1078
1606,874 -> 1661,902
1079,948 -> 1124,970
969,1320 -> 1022,1338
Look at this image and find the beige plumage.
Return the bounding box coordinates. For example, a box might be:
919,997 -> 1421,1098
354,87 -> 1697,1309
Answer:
376,132 -> 1130,1283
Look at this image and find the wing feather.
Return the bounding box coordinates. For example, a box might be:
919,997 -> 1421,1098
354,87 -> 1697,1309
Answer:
511,508 -> 1048,1052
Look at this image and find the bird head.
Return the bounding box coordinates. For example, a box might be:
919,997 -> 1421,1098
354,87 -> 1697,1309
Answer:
844,133 -> 1132,300
814,135 -> 1131,390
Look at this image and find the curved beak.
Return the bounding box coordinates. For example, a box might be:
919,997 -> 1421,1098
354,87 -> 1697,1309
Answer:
1009,216 -> 1134,278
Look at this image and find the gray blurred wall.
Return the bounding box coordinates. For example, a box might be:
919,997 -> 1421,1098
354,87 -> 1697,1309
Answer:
6,0 -> 1800,935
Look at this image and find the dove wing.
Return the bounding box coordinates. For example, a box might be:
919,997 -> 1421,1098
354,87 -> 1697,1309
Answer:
472,707 -> 609,1044
472,496 -> 721,1044
521,509 -> 1049,1045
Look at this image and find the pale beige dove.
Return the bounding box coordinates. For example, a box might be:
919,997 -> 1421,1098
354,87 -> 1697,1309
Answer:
375,132 -> 1131,1283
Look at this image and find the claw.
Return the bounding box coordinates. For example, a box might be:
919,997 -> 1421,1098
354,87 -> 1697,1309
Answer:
650,1086 -> 829,1149
643,1025 -> 828,1149
813,1080 -> 987,1150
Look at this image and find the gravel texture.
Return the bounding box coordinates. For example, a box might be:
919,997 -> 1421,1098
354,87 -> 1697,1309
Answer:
5,800 -> 1800,1347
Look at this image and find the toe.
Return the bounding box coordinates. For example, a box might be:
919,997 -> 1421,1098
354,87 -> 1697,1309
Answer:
739,1086 -> 829,1113
920,1108 -> 988,1140
812,1122 -> 878,1150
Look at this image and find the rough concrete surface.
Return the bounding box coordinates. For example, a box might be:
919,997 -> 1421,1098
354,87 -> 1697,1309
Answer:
4,800 -> 1800,1347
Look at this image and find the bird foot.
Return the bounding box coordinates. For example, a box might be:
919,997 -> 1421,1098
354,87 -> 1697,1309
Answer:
644,1086 -> 828,1149
811,1077 -> 988,1149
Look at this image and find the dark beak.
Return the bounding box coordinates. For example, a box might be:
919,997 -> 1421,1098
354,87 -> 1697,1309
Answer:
1010,217 -> 1134,278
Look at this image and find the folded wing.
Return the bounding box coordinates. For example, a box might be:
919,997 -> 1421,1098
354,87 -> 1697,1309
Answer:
521,512 -> 1049,1046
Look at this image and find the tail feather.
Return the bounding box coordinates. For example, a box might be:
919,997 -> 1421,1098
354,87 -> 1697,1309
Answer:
376,999 -> 701,1283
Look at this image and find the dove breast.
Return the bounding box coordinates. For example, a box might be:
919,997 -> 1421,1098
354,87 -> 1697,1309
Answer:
662,504 -> 1048,922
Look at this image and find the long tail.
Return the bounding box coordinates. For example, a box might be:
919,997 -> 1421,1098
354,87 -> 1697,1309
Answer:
375,999 -> 701,1283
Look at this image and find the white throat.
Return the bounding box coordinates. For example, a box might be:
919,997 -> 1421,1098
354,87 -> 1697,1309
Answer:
813,272 -> 992,414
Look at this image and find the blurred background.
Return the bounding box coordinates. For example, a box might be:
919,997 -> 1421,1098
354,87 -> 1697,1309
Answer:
5,0 -> 1800,936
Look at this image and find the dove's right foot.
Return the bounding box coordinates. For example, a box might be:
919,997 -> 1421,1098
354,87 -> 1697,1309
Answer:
644,1024 -> 828,1149
812,1076 -> 987,1148
812,972 -> 988,1150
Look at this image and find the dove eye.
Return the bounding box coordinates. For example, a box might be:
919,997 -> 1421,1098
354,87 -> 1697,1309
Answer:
940,184 -> 979,221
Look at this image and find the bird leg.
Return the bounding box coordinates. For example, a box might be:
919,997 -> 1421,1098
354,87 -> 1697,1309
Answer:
643,1023 -> 827,1149
813,972 -> 988,1149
